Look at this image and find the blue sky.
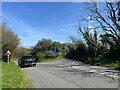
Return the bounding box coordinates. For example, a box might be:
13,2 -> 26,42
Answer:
2,2 -> 88,47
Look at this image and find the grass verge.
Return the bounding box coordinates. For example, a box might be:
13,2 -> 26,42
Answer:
2,61 -> 33,88
0,62 -> 2,89
100,63 -> 120,69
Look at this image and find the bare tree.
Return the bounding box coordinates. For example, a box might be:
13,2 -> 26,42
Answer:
78,23 -> 100,58
82,1 -> 120,47
78,1 -> 120,58
2,23 -> 20,60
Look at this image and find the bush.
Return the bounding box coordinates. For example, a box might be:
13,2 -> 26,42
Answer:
102,47 -> 120,63
2,23 -> 20,61
36,52 -> 45,61
44,51 -> 54,59
36,51 -> 55,61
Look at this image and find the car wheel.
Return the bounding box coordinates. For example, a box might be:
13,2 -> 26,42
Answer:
18,64 -> 24,68
18,64 -> 21,67
33,64 -> 36,67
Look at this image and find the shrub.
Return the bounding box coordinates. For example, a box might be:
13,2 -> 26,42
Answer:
44,51 -> 54,59
36,52 -> 45,60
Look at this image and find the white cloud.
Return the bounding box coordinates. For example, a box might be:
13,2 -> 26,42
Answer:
3,11 -> 83,47
59,23 -> 77,34
2,14 -> 52,47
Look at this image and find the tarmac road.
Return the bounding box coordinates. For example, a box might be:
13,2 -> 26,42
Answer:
15,59 -> 119,88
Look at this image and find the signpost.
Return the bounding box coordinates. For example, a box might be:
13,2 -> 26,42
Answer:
5,50 -> 12,64
54,47 -> 57,57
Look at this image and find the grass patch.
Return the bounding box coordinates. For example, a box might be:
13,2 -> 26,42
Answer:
11,57 -> 19,61
2,61 -> 33,88
100,63 -> 120,69
83,58 -> 120,69
0,62 -> 2,89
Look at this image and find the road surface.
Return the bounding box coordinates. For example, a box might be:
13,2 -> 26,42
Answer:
14,59 -> 119,88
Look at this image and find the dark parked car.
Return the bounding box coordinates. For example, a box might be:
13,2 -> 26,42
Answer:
18,55 -> 36,67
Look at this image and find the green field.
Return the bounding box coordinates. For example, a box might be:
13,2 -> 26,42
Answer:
0,62 -> 2,89
2,61 -> 33,88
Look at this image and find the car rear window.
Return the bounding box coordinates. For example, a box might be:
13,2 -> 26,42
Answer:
23,56 -> 34,59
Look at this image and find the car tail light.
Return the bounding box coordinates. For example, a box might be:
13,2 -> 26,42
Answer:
32,58 -> 36,60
